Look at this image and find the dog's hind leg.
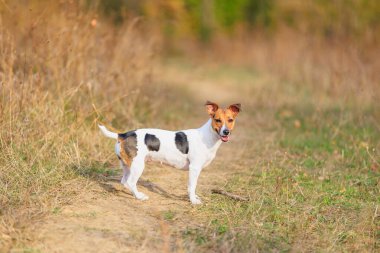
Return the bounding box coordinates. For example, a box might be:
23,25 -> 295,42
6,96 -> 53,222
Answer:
120,160 -> 130,185
124,155 -> 149,201
115,142 -> 131,185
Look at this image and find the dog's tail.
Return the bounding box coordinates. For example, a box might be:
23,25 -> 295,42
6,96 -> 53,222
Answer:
98,124 -> 118,139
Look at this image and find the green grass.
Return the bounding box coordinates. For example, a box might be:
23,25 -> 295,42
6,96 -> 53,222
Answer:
183,106 -> 380,252
72,161 -> 118,178
163,210 -> 176,221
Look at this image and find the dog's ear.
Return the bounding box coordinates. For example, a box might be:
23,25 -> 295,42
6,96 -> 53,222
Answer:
227,103 -> 241,117
205,101 -> 219,116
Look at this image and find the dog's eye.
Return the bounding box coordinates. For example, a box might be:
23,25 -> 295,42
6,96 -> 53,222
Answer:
215,119 -> 222,123
228,119 -> 234,123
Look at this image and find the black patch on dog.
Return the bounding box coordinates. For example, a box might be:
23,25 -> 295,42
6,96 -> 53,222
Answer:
118,131 -> 136,140
145,134 -> 160,152
175,132 -> 189,154
118,131 -> 138,161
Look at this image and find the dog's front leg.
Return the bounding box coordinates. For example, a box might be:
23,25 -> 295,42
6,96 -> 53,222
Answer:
188,164 -> 203,205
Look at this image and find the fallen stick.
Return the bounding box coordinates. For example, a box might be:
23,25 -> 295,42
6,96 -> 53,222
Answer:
211,189 -> 249,202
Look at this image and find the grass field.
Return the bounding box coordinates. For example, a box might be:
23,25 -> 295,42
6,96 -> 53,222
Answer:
158,61 -> 380,252
1,2 -> 380,252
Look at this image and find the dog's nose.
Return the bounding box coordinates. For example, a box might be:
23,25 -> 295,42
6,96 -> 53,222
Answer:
223,129 -> 230,135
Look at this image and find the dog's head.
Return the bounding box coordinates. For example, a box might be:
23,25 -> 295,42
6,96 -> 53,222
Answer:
205,101 -> 241,142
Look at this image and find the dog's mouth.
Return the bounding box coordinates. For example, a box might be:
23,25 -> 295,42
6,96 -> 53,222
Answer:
220,135 -> 229,142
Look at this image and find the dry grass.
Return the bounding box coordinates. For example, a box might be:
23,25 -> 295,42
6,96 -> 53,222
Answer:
0,2 -> 161,249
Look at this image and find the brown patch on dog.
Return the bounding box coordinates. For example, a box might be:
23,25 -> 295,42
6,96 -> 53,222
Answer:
227,103 -> 241,116
118,131 -> 138,167
205,101 -> 241,135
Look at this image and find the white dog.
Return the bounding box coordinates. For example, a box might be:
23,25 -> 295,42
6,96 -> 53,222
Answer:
99,101 -> 241,204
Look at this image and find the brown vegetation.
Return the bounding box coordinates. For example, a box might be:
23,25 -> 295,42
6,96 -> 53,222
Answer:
0,2 -> 157,249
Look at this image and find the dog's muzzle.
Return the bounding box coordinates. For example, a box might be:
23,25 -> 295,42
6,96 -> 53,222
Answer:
220,129 -> 230,142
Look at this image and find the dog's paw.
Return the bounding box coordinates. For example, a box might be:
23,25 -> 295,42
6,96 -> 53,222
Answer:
135,192 -> 149,201
190,196 -> 202,205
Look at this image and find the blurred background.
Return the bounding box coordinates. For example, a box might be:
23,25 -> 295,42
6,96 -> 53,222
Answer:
1,0 -> 379,100
1,1 -> 379,252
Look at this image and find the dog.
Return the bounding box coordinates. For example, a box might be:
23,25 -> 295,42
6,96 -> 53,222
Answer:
98,101 -> 241,204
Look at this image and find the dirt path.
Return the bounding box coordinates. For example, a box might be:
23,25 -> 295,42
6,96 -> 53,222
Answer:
31,62 -> 252,253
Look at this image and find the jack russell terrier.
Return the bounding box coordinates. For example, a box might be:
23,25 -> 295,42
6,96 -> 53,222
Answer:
98,101 -> 241,204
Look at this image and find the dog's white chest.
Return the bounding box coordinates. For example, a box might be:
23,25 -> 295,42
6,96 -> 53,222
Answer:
203,151 -> 217,167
